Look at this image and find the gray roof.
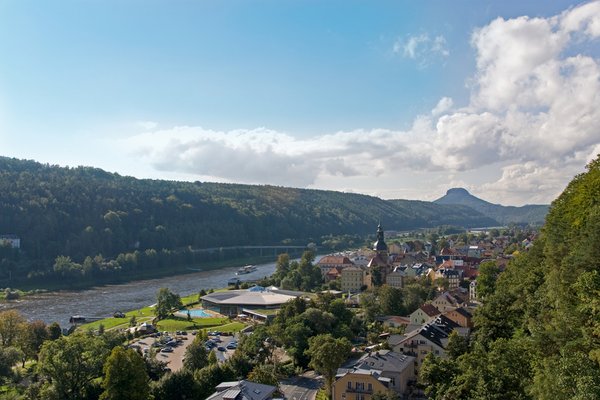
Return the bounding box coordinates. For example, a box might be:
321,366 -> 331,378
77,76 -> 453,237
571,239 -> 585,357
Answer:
202,289 -> 300,307
208,380 -> 277,400
389,315 -> 461,349
339,350 -> 414,375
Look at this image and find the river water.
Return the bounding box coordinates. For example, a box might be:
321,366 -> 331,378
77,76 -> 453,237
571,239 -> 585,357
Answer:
0,261 -> 280,327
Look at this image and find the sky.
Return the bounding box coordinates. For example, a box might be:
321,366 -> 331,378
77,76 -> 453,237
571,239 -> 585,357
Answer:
1,1 -> 600,206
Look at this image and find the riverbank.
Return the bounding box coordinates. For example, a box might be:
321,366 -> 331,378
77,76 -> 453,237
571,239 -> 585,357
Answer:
78,292 -> 246,334
2,253 -> 287,294
0,258 -> 282,327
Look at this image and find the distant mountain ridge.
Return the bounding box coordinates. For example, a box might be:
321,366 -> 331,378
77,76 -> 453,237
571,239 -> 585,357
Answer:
434,187 -> 549,225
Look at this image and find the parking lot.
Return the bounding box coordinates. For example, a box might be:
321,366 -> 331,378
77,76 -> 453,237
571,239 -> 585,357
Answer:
131,331 -> 238,372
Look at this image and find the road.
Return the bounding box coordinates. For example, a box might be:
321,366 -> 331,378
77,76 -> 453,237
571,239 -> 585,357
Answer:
280,372 -> 321,400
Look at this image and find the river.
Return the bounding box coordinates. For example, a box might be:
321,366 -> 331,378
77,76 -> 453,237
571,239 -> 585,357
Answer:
0,260 -> 281,327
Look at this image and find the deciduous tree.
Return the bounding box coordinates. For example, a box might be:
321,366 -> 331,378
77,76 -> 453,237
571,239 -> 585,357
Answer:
101,347 -> 149,400
305,334 -> 351,395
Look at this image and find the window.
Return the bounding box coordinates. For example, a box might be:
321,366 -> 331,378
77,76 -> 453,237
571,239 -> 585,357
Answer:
368,384 -> 372,391
391,378 -> 396,386
348,381 -> 352,389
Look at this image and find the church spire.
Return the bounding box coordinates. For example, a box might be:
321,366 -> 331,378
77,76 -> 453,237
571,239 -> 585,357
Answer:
373,223 -> 388,253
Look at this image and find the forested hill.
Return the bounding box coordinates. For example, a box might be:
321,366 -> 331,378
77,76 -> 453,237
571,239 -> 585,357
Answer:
420,155 -> 600,398
0,156 -> 496,275
434,187 -> 549,225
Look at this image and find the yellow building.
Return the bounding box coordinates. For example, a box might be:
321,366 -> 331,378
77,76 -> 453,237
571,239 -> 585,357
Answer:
341,266 -> 365,292
332,350 -> 415,400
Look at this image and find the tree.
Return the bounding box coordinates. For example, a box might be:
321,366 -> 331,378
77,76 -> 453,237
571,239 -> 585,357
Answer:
0,346 -> 21,378
101,347 -> 150,400
183,337 -> 208,371
247,363 -> 280,387
446,331 -> 468,360
208,349 -> 218,365
152,369 -> 200,399
305,334 -> 352,395
48,322 -> 62,340
419,352 -> 458,400
477,261 -> 500,301
0,310 -> 25,347
359,289 -> 382,323
155,288 -> 183,320
38,334 -> 109,400
194,363 -> 235,399
379,285 -> 405,316
19,320 -> 49,365
371,390 -> 400,400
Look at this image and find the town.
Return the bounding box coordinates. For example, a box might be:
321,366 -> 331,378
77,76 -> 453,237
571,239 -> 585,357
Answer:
0,222 -> 535,399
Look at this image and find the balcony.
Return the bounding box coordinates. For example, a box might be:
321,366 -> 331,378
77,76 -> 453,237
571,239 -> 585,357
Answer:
346,387 -> 373,394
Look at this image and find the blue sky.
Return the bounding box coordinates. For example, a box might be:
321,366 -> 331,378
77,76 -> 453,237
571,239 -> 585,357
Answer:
1,0 -> 599,205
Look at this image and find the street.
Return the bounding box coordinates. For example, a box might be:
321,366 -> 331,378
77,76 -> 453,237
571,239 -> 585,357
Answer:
280,372 -> 322,400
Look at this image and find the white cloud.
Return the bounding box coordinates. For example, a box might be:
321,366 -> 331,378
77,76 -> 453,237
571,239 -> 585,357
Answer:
124,1 -> 600,205
393,33 -> 450,68
136,121 -> 158,130
431,97 -> 454,116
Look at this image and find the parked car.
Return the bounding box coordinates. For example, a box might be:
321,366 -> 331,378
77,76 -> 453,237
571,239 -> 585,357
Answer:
217,346 -> 226,352
161,347 -> 174,353
226,343 -> 237,350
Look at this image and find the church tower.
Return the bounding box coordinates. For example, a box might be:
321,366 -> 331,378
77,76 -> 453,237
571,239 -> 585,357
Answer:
373,223 -> 388,259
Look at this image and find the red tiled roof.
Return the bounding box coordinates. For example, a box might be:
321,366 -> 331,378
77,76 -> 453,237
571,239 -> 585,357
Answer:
317,256 -> 353,266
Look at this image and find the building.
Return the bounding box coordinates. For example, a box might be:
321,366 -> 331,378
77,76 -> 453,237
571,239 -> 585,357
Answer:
201,287 -> 303,317
341,266 -> 365,292
443,307 -> 473,328
368,223 -> 393,286
431,292 -> 463,312
0,235 -> 20,249
388,316 -> 461,372
469,280 -> 477,301
207,380 -> 277,400
317,255 -> 355,278
409,304 -> 441,325
386,270 -> 404,288
332,350 -> 415,400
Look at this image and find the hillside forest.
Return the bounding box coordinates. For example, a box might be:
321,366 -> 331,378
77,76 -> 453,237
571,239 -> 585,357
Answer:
420,155 -> 600,399
0,156 -> 503,287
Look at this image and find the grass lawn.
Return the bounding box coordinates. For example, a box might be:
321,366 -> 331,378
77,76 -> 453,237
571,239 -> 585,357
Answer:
156,316 -> 231,332
79,289 -> 249,333
216,321 -> 246,333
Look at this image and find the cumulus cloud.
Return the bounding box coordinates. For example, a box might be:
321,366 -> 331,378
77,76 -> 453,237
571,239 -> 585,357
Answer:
125,1 -> 600,205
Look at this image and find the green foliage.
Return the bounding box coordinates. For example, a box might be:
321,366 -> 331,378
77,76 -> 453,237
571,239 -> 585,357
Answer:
0,156 -> 507,286
0,347 -> 21,378
0,310 -> 25,347
155,288 -> 183,320
305,334 -> 352,395
476,261 -> 500,301
183,336 -> 209,371
371,390 -> 400,400
151,369 -> 201,399
439,155 -> 600,398
101,347 -> 149,400
37,334 -> 110,400
247,363 -> 281,387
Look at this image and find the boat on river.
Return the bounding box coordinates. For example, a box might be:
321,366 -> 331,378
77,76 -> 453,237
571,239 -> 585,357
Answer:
235,265 -> 257,275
